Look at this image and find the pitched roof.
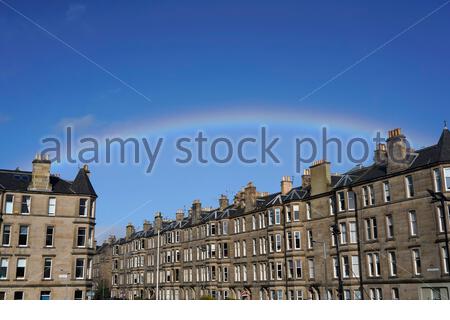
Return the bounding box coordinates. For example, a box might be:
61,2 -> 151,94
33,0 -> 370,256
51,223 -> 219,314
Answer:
0,167 -> 97,197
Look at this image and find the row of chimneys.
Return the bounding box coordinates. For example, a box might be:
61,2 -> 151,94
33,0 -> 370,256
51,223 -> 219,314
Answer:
124,128 -> 412,240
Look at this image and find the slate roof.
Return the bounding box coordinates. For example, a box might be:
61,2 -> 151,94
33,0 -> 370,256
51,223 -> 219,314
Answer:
0,167 -> 97,197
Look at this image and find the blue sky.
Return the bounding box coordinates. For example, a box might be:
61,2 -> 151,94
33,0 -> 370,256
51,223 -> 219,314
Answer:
1,0 -> 449,241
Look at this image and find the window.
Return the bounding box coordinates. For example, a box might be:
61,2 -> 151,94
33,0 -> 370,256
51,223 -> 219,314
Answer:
48,197 -> 56,215
252,239 -> 257,255
368,185 -> 375,205
329,197 -> 335,215
386,215 -> 394,239
442,247 -> 449,274
337,191 -> 345,211
16,258 -> 26,279
362,186 -> 369,207
295,259 -> 302,278
21,195 -> 31,214
222,221 -> 228,235
344,290 -> 351,300
268,210 -> 274,226
307,258 -> 315,279
434,168 -> 443,192
444,168 -> 450,191
370,288 -> 383,300
367,253 -> 380,277
405,175 -> 415,198
347,192 -> 355,211
349,222 -> 357,243
383,181 -> 391,202
286,232 -> 292,250
252,215 -> 256,230
5,194 -> 13,214
351,256 -> 360,278
14,291 -> 24,300
306,202 -> 311,220
276,263 -> 282,280
74,290 -> 83,300
409,211 -> 418,236
412,249 -> 421,275
293,205 -> 300,221
307,230 -> 313,249
0,258 -> 8,279
0,292 -> 5,300
75,259 -> 85,279
391,288 -> 399,300
294,231 -> 301,250
332,257 -> 339,278
437,206 -> 446,233
43,258 -> 52,279
285,207 -> 291,223
388,251 -> 397,276
365,218 -> 377,240
2,224 -> 11,246
45,226 -> 54,247
340,223 -> 347,244
18,225 -> 29,246
77,227 -> 86,247
275,208 -> 281,225
40,291 -> 51,300
79,198 -> 88,216
275,234 -> 282,252
342,256 -> 350,278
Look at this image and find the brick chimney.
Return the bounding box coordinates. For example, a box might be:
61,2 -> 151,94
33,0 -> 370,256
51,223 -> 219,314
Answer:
310,160 -> 331,196
244,182 -> 257,212
219,194 -> 229,210
143,220 -> 151,232
29,154 -> 51,191
374,143 -> 388,164
154,212 -> 162,231
176,209 -> 184,223
302,169 -> 311,188
386,128 -> 410,173
192,200 -> 202,225
126,223 -> 135,240
280,176 -> 292,195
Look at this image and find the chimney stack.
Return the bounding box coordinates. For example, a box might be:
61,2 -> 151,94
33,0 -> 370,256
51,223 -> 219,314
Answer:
107,235 -> 116,244
176,209 -> 184,223
374,143 -> 388,164
386,128 -> 411,173
219,194 -> 229,210
192,200 -> 202,225
280,176 -> 292,195
143,220 -> 151,232
302,169 -> 311,188
154,212 -> 162,231
126,223 -> 135,240
244,182 -> 257,212
310,160 -> 331,196
29,154 -> 51,191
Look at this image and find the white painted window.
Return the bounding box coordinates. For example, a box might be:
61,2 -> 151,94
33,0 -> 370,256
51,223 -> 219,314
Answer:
79,198 -> 88,216
294,231 -> 301,250
409,210 -> 418,236
293,205 -> 300,221
275,208 -> 281,225
21,196 -> 31,214
16,258 -> 26,279
434,168 -> 443,192
347,191 -> 355,211
412,249 -> 421,275
337,191 -> 345,211
351,255 -> 360,278
349,222 -> 357,243
48,197 -> 56,215
383,181 -> 391,202
388,251 -> 397,276
0,258 -> 8,279
307,258 -> 315,279
5,195 -> 14,214
405,175 -> 415,198
275,234 -> 282,252
386,215 -> 394,239
444,168 -> 450,191
340,223 -> 347,244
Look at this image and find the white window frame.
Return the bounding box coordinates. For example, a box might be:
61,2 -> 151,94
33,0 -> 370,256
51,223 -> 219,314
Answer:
444,168 -> 450,191
48,197 -> 56,215
409,210 -> 418,237
5,194 -> 14,214
383,181 -> 391,202
16,258 -> 26,279
21,195 -> 31,215
0,258 -> 8,280
433,168 -> 443,192
405,175 -> 415,198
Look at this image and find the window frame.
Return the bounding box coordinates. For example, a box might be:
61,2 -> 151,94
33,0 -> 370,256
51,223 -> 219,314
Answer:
5,194 -> 14,214
48,197 -> 56,216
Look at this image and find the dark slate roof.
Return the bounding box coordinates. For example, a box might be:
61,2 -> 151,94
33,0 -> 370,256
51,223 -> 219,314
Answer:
0,167 -> 97,197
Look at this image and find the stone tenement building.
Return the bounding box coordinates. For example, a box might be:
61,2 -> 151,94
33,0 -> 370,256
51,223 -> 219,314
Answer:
0,156 -> 97,300
102,128 -> 450,300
